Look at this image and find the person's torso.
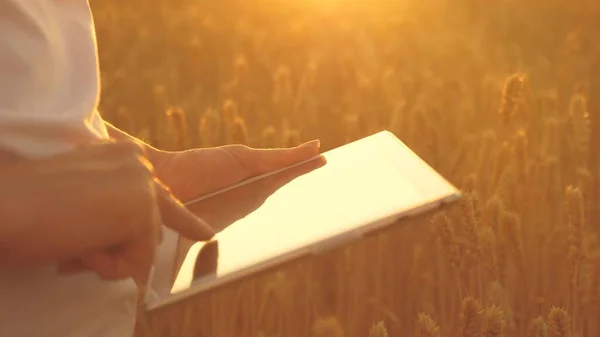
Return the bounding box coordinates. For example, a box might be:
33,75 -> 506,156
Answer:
0,1 -> 138,336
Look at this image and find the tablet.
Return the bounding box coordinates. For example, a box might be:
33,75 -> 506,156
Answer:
145,130 -> 460,311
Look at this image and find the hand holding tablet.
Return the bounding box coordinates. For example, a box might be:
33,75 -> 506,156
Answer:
145,130 -> 460,311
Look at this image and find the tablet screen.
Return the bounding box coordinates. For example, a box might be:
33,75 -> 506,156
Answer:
165,132 -> 458,299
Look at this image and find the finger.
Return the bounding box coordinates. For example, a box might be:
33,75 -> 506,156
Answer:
229,139 -> 321,176
154,178 -> 215,241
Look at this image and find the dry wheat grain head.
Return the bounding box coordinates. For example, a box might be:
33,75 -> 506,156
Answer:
417,313 -> 441,337
222,99 -> 239,125
165,107 -> 188,150
499,211 -> 525,276
548,307 -> 571,337
199,107 -> 221,147
368,321 -> 389,337
261,126 -> 278,148
481,305 -> 506,337
459,297 -> 482,337
459,192 -> 481,244
499,73 -> 526,126
230,116 -> 249,145
432,213 -> 461,268
564,185 -> 589,336
528,316 -> 548,337
283,129 -> 302,147
565,186 -> 585,263
486,281 -> 515,332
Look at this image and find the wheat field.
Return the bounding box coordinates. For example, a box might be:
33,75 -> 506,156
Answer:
91,0 -> 599,336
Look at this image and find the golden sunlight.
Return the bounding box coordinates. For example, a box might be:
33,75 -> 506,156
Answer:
86,0 -> 600,335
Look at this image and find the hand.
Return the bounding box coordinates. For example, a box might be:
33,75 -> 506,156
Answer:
0,140 -> 214,285
152,140 -> 322,203
150,140 -> 321,273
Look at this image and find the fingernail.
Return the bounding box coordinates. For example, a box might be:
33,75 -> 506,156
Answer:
298,139 -> 320,150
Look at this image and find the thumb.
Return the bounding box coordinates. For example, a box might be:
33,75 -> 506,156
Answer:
154,178 -> 215,240
231,139 -> 321,176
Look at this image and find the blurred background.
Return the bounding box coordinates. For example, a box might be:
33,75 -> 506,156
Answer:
91,0 -> 599,336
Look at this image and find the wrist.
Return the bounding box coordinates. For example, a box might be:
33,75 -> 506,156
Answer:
147,147 -> 171,174
104,121 -> 170,172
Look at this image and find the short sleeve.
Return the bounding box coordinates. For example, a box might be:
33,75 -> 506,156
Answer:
0,0 -> 108,159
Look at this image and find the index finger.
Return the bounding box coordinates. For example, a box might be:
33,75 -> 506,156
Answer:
154,178 -> 215,241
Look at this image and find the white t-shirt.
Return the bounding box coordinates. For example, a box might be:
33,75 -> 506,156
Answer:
0,1 -> 175,336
